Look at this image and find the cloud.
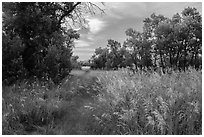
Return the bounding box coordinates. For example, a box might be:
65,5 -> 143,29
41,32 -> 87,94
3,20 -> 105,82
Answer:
106,2 -> 147,18
72,51 -> 94,61
87,18 -> 106,34
74,40 -> 91,48
73,47 -> 95,52
87,35 -> 94,41
73,2 -> 202,61
73,17 -> 107,49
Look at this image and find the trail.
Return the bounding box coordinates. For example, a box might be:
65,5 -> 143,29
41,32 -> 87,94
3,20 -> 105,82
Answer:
53,70 -> 101,134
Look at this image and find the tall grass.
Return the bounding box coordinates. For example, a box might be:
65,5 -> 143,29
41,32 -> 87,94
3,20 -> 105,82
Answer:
2,69 -> 202,135
85,68 -> 202,135
2,75 -> 99,135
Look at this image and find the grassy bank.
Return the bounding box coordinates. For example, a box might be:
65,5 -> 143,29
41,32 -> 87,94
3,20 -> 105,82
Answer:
2,69 -> 202,135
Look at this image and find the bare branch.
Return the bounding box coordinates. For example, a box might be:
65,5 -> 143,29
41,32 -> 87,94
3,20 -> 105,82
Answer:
74,10 -> 83,24
88,2 -> 106,15
58,2 -> 81,27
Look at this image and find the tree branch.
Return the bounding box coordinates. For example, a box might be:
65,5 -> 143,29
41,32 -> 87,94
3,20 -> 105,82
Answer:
58,2 -> 81,27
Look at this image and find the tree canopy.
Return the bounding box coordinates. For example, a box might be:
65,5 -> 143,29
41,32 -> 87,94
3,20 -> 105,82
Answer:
2,2 -> 104,84
90,7 -> 202,72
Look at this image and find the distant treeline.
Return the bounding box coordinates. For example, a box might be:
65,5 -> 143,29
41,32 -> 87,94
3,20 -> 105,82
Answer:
89,7 -> 202,72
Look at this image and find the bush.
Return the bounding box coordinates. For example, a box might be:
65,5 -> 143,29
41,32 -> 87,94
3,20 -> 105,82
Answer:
2,33 -> 27,85
44,45 -> 72,84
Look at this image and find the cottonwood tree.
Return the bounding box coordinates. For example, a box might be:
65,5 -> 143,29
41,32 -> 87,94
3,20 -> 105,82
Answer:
143,13 -> 167,70
2,2 -> 104,84
71,55 -> 81,69
107,39 -> 122,69
153,7 -> 202,70
91,47 -> 109,69
124,28 -> 152,70
90,7 -> 202,72
142,7 -> 202,71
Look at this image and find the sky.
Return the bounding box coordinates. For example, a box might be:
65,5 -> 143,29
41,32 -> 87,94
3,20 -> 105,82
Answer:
72,2 -> 202,61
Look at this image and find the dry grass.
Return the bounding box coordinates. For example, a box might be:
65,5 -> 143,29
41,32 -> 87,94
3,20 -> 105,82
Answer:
2,68 -> 202,135
87,68 -> 202,135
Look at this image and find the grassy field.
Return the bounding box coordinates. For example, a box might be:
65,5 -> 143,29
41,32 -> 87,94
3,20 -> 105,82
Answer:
2,68 -> 202,135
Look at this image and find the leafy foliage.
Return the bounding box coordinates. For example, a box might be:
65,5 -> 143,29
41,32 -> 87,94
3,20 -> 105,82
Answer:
71,55 -> 81,69
90,7 -> 202,71
2,32 -> 26,85
2,2 -> 105,84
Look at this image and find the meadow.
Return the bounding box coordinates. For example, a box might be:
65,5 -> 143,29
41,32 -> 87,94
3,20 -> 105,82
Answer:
2,68 -> 202,135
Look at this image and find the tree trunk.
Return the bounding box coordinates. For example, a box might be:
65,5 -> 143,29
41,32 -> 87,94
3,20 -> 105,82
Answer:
159,50 -> 164,70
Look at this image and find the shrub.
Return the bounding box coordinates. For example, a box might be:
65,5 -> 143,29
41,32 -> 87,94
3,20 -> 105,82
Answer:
44,45 -> 72,84
2,33 -> 27,85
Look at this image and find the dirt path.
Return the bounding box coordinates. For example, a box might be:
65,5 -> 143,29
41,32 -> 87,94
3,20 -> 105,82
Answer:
53,71 -> 101,134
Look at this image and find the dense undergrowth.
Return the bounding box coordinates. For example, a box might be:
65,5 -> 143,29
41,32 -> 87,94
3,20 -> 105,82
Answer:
2,69 -> 202,135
